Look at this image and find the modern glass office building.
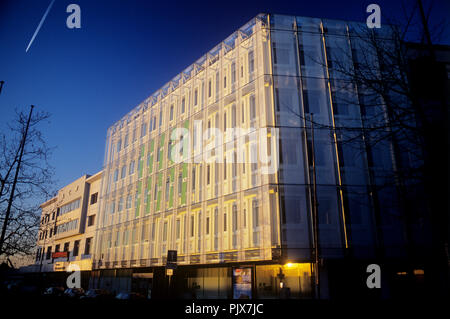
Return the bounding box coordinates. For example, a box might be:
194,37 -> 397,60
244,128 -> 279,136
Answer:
91,14 -> 428,299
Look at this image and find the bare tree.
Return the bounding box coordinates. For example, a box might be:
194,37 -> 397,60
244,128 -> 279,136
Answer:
0,108 -> 55,261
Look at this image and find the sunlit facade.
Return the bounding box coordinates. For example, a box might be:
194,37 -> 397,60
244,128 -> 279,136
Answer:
91,14 -> 420,298
35,172 -> 102,272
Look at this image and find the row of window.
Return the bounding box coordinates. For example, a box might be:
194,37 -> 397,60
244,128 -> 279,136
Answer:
38,214 -> 95,242
112,49 -> 255,159
110,96 -> 258,187
41,192 -> 97,226
59,198 -> 81,216
113,95 -> 258,170
36,237 -> 93,261
56,219 -> 79,235
103,199 -> 260,251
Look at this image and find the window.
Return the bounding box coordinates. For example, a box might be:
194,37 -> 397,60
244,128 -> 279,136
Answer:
223,213 -> 227,231
84,238 -> 92,255
233,152 -> 237,178
73,240 -> 80,257
252,199 -> 259,227
206,217 -> 210,235
180,136 -> 184,156
231,62 -> 236,84
192,167 -> 196,190
165,178 -> 170,201
224,112 -> 227,131
114,169 -> 119,182
151,222 -> 156,241
178,173 -> 183,196
141,122 -> 147,137
208,80 -> 212,97
55,244 -> 60,252
181,97 -> 186,113
90,192 -> 98,205
134,192 -> 139,208
129,160 -> 135,175
121,165 -> 126,179
46,246 -> 52,260
170,104 -> 174,121
248,50 -> 254,74
207,120 -> 211,138
176,219 -> 181,239
194,88 -> 198,106
115,232 -> 120,247
207,165 -> 210,185
167,140 -> 172,161
216,72 -> 220,99
252,199 -> 259,245
117,139 -> 122,153
224,158 -> 227,180
223,74 -> 227,88
126,194 -> 132,209
124,229 -> 129,245
193,124 -> 197,150
243,209 -> 247,228
191,215 -> 195,237
63,242 -> 69,252
214,208 -> 218,250
59,199 -> 81,215
88,215 -> 95,226
250,95 -> 256,120
232,204 -> 238,231
132,226 -> 137,244
156,146 -> 161,162
163,222 -> 168,241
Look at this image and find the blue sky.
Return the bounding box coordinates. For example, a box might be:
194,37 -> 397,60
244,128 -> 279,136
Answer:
0,0 -> 448,192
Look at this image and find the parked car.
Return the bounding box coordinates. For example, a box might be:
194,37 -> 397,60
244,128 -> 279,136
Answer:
115,292 -> 146,300
43,286 -> 65,297
80,289 -> 113,300
63,288 -> 85,298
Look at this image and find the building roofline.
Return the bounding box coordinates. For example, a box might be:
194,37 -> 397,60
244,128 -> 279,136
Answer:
106,13 -> 373,135
40,196 -> 57,209
86,170 -> 103,183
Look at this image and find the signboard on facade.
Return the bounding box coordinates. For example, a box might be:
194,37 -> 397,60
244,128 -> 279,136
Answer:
233,267 -> 252,299
54,262 -> 65,271
52,251 -> 68,259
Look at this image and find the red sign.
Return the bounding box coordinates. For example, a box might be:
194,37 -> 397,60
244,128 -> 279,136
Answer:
52,251 -> 68,258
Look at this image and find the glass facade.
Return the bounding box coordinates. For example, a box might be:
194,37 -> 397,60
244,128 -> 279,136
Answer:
93,13 -> 407,283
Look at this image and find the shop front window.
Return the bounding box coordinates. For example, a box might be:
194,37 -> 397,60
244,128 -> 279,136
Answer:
256,263 -> 312,299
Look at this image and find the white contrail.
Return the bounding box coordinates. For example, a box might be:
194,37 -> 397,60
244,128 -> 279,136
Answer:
25,0 -> 56,52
